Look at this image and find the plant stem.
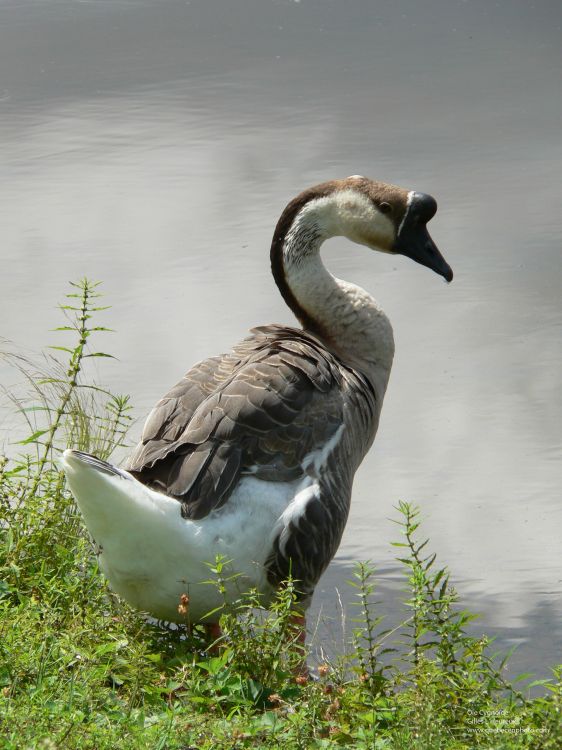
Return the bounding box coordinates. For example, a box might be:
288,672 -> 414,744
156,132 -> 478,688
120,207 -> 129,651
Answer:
29,280 -> 92,496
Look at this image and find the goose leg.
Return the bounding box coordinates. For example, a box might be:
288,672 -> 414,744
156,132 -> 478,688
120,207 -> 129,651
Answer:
289,612 -> 309,678
289,612 -> 307,646
204,621 -> 223,652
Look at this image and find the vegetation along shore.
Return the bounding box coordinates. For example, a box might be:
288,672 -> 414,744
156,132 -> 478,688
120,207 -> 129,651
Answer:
0,280 -> 560,749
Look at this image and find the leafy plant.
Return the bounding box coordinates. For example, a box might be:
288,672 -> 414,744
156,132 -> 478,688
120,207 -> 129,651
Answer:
2,278 -> 131,483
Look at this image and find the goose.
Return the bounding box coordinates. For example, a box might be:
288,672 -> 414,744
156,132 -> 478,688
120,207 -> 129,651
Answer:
61,175 -> 452,643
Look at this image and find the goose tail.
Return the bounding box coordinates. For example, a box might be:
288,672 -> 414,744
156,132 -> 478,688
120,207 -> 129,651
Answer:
60,449 -> 179,542
62,449 -> 130,479
60,449 -> 197,621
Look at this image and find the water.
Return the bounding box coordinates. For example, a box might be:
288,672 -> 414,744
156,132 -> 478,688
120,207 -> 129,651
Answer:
1,0 -> 561,679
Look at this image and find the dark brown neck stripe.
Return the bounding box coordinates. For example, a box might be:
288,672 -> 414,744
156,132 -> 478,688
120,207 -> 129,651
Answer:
270,182 -> 338,336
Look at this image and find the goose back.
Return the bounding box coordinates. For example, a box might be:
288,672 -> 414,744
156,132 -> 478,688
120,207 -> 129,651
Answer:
127,325 -> 379,514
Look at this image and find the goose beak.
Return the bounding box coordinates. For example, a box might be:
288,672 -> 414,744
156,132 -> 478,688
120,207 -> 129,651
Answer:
393,192 -> 453,283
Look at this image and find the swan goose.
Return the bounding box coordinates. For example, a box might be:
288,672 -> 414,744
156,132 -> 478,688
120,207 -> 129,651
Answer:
61,176 -> 452,633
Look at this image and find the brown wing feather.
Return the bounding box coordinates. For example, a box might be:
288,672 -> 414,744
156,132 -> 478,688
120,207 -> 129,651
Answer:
127,326 -> 346,520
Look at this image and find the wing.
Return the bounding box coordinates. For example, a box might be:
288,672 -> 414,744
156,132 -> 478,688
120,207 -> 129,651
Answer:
127,354 -> 230,470
264,347 -> 380,599
127,326 -> 347,521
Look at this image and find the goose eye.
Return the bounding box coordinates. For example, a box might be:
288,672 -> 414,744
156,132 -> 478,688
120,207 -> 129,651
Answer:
379,202 -> 392,215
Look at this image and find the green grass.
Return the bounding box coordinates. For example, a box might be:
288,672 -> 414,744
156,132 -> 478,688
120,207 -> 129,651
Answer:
0,279 -> 560,749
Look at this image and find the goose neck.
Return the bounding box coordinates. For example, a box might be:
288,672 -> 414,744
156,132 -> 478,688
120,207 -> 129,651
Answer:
270,198 -> 395,389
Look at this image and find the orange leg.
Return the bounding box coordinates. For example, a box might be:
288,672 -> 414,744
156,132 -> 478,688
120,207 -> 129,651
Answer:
204,621 -> 223,653
289,612 -> 307,646
289,612 -> 309,678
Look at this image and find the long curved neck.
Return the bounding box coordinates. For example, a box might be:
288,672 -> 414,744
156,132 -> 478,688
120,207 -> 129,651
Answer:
270,195 -> 395,393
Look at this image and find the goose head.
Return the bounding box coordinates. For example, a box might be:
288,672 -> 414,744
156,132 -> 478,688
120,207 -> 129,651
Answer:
271,176 -> 453,378
273,175 -> 453,283
344,175 -> 452,282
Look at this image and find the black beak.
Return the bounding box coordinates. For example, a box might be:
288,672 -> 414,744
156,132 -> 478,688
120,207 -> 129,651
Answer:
393,192 -> 453,282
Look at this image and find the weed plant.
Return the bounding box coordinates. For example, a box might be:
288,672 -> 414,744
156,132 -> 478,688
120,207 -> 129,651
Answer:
0,280 -> 560,749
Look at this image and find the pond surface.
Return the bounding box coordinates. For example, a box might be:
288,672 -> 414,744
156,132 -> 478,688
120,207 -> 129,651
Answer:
1,0 -> 561,680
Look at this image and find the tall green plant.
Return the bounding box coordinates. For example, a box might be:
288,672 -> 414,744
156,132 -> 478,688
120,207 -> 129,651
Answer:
392,501 -> 526,718
2,279 -> 131,492
0,278 -> 132,597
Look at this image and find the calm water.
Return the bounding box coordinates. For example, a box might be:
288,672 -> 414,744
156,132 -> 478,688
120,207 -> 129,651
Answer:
1,0 -> 561,678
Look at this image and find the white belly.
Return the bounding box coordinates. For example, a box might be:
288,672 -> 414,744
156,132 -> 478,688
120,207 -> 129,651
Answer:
62,450 -> 310,623
104,477 -> 301,621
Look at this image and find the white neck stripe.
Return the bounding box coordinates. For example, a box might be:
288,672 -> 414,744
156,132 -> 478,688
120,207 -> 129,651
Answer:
397,190 -> 415,236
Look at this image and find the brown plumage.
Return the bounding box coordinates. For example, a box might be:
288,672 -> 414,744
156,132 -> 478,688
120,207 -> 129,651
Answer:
126,324 -> 377,593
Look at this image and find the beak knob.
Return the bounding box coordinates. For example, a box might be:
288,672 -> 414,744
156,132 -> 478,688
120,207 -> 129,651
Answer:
394,192 -> 453,282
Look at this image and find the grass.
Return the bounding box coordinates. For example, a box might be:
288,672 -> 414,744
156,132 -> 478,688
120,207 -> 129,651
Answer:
0,279 -> 560,749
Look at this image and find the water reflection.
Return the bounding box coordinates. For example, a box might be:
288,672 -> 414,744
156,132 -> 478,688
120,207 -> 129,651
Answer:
0,0 -> 560,677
